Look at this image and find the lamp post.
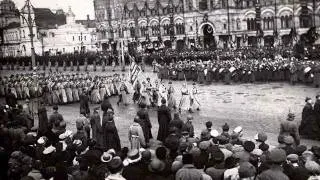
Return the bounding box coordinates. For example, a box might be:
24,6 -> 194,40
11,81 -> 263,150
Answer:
115,4 -> 126,71
19,0 -> 36,68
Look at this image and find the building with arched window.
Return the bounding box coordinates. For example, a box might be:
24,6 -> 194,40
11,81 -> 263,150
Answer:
94,0 -> 320,50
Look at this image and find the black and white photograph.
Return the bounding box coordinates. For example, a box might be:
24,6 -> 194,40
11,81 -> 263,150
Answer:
1,0 -> 320,179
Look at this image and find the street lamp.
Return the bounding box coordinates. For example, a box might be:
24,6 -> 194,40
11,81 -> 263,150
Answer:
19,0 -> 36,68
115,4 -> 126,71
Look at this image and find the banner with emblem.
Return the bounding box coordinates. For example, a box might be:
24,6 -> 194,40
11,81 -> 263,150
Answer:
129,61 -> 142,84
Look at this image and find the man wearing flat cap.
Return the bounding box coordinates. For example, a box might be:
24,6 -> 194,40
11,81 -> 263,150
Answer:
256,148 -> 289,180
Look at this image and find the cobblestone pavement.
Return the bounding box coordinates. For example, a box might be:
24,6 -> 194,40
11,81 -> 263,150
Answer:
2,65 -> 320,148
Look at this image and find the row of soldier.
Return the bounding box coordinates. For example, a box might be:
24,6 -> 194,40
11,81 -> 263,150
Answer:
1,72 -> 202,113
155,55 -> 320,87
0,73 -> 128,105
0,53 -> 131,72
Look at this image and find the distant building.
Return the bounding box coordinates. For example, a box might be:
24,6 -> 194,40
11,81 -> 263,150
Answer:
0,0 -> 97,57
40,8 -> 97,55
0,0 -> 20,57
94,0 -> 320,51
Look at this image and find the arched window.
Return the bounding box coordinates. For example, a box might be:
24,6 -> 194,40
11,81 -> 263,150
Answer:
280,16 -> 284,28
236,19 -> 241,30
263,17 -> 267,29
130,26 -> 135,37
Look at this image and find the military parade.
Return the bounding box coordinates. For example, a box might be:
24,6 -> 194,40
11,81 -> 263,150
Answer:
3,0 -> 320,179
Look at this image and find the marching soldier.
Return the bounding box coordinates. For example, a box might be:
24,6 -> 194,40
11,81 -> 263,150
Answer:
70,57 -> 74,71
93,57 -> 97,71
84,57 -> 88,72
102,56 -> 106,72
48,58 -> 52,72
76,58 -> 80,71
55,58 -> 59,72
63,58 -> 67,71
178,83 -> 189,113
189,82 -> 200,113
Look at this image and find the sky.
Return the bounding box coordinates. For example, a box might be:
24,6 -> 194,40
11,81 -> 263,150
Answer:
12,0 -> 95,20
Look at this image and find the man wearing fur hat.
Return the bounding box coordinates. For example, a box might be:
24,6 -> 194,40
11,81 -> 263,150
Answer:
299,97 -> 319,140
279,112 -> 300,145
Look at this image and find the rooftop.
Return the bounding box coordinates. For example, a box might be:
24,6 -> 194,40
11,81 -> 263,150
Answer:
34,8 -> 66,29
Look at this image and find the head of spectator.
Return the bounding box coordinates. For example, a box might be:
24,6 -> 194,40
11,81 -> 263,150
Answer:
238,162 -> 256,180
155,146 -> 167,161
268,148 -> 287,165
148,158 -> 166,173
107,156 -> 124,174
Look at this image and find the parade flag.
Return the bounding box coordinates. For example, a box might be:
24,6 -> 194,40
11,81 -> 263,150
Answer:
129,61 -> 142,84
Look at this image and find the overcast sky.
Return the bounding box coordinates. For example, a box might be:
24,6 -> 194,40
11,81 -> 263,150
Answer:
12,0 -> 95,20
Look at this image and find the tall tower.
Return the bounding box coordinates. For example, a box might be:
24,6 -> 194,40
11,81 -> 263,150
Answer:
66,6 -> 75,24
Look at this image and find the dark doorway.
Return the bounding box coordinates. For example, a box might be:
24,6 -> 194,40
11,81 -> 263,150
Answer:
203,24 -> 216,49
264,36 -> 274,47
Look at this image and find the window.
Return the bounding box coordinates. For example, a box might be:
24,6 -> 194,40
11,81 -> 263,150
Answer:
84,36 -> 86,40
247,18 -> 256,31
190,26 -> 193,31
236,19 -> 241,30
189,1 -> 193,11
221,0 -> 227,8
176,23 -> 185,35
223,23 -> 227,29
130,26 -> 135,37
199,0 -> 208,11
140,26 -> 148,37
22,30 -> 25,38
163,24 -> 170,35
73,36 -> 74,41
63,48 -> 65,52
151,25 -> 160,36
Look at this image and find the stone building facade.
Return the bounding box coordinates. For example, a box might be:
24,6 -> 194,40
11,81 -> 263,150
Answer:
94,0 -> 320,51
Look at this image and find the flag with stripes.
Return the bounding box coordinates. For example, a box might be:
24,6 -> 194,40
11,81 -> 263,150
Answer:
129,61 -> 142,84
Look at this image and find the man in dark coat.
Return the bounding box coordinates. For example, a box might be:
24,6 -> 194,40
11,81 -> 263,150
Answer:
48,105 -> 64,130
122,149 -> 148,180
299,97 -> 319,140
314,95 -> 320,127
137,103 -> 152,144
279,113 -> 300,145
79,89 -> 90,117
101,94 -> 113,116
157,98 -> 171,142
90,107 -> 103,147
37,101 -> 49,136
73,119 -> 88,153
5,89 -> 17,108
102,110 -> 121,151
